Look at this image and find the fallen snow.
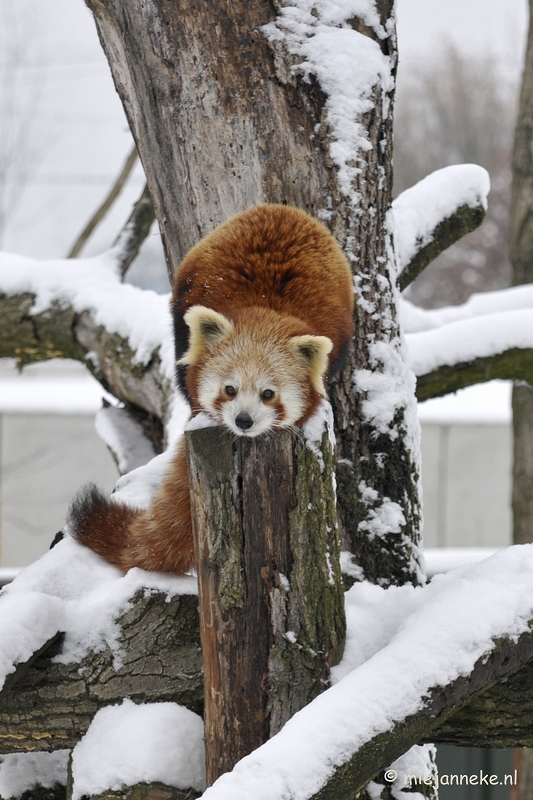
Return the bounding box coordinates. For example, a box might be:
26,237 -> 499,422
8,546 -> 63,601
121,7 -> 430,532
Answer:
399,285 -> 533,379
393,165 -> 490,274
0,536 -> 196,686
71,699 -> 205,800
262,0 -> 393,206
424,547 -> 500,577
0,751 -> 69,799
200,544 -> 533,800
0,526 -> 529,799
111,446 -> 179,509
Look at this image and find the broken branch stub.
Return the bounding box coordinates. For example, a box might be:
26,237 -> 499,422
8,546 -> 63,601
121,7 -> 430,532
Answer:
185,424 -> 345,786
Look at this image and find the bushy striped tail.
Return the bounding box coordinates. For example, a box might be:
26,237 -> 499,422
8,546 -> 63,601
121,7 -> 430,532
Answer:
67,484 -> 140,572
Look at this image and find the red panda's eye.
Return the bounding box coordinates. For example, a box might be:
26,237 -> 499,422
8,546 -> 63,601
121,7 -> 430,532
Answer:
261,389 -> 275,401
225,385 -> 237,397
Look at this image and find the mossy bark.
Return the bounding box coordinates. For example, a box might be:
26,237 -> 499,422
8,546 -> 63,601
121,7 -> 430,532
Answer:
416,348 -> 533,402
0,292 -> 173,452
186,425 -> 345,785
0,592 -> 202,754
397,203 -> 486,291
82,0 -> 424,589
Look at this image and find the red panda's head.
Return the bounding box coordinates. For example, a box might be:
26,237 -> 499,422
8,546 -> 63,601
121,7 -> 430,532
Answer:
178,305 -> 333,437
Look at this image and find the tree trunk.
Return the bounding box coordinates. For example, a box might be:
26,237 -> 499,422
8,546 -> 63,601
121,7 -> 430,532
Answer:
186,423 -> 345,785
509,0 -> 533,793
85,0 -> 423,589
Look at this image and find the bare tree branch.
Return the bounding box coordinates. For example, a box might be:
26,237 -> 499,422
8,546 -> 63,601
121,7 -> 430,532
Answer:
67,145 -> 138,259
112,182 -> 157,279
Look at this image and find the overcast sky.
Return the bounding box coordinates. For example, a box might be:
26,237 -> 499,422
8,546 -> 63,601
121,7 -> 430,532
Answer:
0,0 -> 528,265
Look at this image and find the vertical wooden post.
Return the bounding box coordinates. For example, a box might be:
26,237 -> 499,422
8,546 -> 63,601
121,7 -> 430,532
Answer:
185,417 -> 345,785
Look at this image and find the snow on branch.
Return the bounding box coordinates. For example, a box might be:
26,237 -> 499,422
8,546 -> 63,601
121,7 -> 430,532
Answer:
394,165 -> 490,290
3,538 -> 533,791
198,546 -> 533,800
0,537 -> 201,753
0,251 -> 182,431
261,1 -> 393,208
402,286 -> 533,399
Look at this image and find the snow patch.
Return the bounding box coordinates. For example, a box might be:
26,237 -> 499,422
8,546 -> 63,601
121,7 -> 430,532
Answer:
0,536 -> 196,680
401,284 -> 533,334
95,406 -> 157,474
262,0 -> 393,205
71,699 -> 205,800
354,341 -> 418,439
407,308 -> 533,376
185,411 -> 221,432
0,751 -> 69,799
303,400 -> 336,472
358,498 -> 406,539
393,165 -> 490,274
200,545 -> 533,800
0,251 -> 175,382
111,448 -> 177,510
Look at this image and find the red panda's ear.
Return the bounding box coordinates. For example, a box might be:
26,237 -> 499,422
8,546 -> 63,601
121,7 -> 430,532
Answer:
288,335 -> 333,395
178,305 -> 234,365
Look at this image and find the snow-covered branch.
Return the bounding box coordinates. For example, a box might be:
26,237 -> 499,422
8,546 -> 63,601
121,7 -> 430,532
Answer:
0,539 -> 200,753
0,252 -> 178,441
197,546 -> 533,800
402,285 -> 533,399
3,540 -> 533,795
394,165 -> 489,290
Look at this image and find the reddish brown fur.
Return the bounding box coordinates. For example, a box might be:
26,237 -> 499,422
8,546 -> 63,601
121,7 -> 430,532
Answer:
69,439 -> 194,575
173,204 -> 354,409
70,205 -> 354,575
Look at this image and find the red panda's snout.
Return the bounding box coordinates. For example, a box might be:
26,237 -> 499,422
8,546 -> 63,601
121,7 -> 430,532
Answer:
200,377 -> 299,437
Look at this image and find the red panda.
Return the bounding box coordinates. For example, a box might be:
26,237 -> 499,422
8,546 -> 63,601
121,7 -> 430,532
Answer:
69,204 -> 354,574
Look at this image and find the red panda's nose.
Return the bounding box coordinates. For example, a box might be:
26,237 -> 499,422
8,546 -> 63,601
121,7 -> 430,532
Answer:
235,412 -> 254,431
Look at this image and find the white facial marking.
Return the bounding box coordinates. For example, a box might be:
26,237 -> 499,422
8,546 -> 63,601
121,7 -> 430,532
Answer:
196,340 -> 308,436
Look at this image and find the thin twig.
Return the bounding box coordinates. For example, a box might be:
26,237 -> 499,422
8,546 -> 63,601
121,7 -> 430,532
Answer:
112,182 -> 156,279
67,145 -> 138,258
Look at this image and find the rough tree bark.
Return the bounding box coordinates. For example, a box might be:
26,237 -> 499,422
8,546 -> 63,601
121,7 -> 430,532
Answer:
0,592 -> 202,754
2,0 -> 531,797
85,0 -> 423,589
186,425 -> 344,784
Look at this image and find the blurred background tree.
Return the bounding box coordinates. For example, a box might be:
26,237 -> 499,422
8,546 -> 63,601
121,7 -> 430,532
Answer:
395,44 -> 517,308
